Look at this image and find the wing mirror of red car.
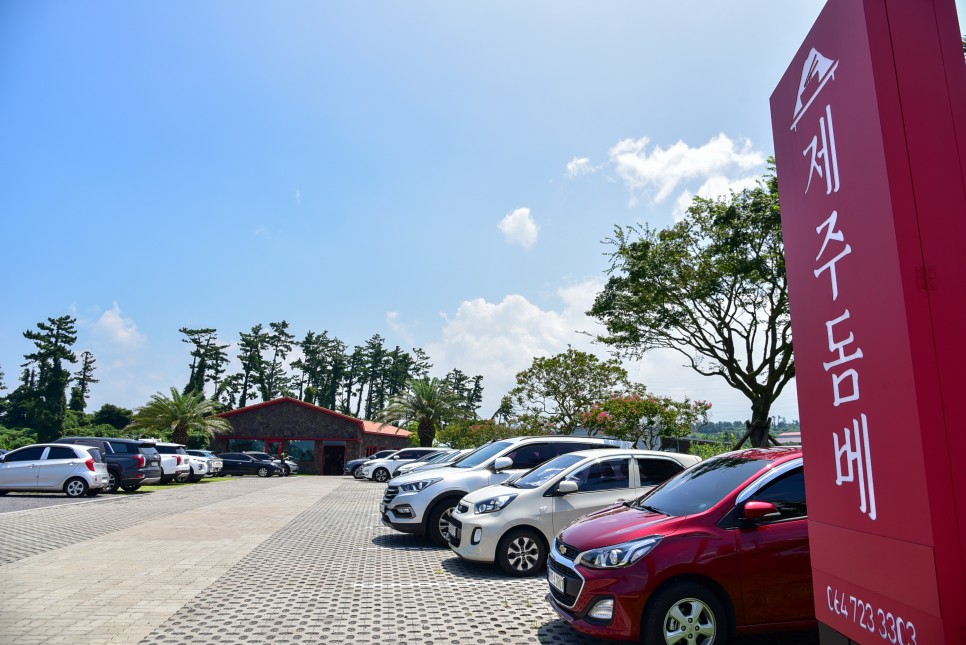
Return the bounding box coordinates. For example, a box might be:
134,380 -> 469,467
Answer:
743,500 -> 781,522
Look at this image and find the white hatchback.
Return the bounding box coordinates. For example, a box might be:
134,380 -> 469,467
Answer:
448,448 -> 700,576
0,443 -> 109,498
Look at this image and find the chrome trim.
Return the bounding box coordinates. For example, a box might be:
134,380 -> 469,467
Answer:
548,543 -> 585,609
736,457 -> 804,504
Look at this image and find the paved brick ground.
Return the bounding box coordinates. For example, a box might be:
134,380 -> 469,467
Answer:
0,477 -> 819,645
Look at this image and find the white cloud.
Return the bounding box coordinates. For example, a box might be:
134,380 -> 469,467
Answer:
91,302 -> 146,349
609,133 -> 765,205
498,207 -> 540,250
386,310 -> 414,344
566,157 -> 597,178
425,278 -> 799,423
295,189 -> 302,206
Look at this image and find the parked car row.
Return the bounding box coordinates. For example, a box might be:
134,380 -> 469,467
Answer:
364,435 -> 814,643
0,436 -> 299,497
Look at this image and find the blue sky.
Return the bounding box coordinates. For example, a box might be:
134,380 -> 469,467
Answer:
2,1 -> 963,423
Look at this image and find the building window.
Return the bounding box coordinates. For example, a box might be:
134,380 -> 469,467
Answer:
229,439 -> 265,452
288,440 -> 315,462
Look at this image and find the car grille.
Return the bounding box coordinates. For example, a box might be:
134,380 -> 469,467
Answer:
382,486 -> 399,506
554,536 -> 578,562
548,557 -> 582,608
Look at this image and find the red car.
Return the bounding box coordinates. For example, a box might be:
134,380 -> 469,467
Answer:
547,447 -> 814,643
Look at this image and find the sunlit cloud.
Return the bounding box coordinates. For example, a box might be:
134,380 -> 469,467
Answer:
609,133 -> 765,205
498,207 -> 540,250
566,156 -> 597,178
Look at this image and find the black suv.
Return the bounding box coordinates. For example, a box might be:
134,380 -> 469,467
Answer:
55,437 -> 163,493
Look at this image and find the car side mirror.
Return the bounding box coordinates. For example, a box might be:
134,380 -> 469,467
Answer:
556,480 -> 579,495
743,500 -> 781,522
492,456 -> 513,471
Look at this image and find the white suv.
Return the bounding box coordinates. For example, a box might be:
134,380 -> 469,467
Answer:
155,442 -> 193,483
361,447 -> 444,482
381,436 -> 617,546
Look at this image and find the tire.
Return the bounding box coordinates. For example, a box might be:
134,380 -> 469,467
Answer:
64,477 -> 89,498
643,581 -> 728,645
373,468 -> 390,483
496,528 -> 546,577
120,484 -> 141,492
104,470 -> 120,494
351,466 -> 363,479
0,491 -> 7,496
189,467 -> 204,482
160,475 -> 171,484
426,498 -> 460,547
257,466 -> 271,477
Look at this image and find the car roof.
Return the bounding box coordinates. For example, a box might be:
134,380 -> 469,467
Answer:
558,448 -> 700,461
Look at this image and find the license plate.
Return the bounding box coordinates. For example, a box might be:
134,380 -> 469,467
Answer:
548,569 -> 565,592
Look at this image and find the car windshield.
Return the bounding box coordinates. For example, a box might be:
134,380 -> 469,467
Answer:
452,441 -> 514,469
631,453 -> 772,517
510,453 -> 585,489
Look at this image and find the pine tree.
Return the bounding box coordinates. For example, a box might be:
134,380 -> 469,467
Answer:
68,351 -> 98,412
23,315 -> 78,442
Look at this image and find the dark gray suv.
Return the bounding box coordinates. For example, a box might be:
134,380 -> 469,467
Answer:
55,437 -> 163,493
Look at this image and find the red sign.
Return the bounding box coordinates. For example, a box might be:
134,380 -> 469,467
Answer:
770,0 -> 966,642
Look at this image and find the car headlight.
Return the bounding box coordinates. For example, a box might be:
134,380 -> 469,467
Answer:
398,478 -> 442,493
474,493 -> 518,514
577,536 -> 663,569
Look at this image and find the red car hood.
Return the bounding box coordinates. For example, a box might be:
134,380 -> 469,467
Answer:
559,504 -> 687,550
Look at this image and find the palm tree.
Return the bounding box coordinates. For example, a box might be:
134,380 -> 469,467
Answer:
376,377 -> 466,447
128,387 -> 231,446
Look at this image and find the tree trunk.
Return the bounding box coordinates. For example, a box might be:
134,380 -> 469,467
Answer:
417,419 -> 434,447
732,397 -> 774,449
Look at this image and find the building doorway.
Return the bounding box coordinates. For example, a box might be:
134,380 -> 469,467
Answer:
322,444 -> 345,476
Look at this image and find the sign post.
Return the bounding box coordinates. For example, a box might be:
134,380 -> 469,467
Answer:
770,0 -> 966,642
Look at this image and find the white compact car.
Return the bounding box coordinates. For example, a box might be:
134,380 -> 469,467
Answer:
447,448 -> 700,576
0,443 -> 110,498
393,449 -> 465,477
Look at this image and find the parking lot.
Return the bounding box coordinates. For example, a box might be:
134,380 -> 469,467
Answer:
0,476 -> 819,644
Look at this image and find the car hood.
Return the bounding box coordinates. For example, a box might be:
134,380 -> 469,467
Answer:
460,483 -> 517,504
558,504 -> 687,550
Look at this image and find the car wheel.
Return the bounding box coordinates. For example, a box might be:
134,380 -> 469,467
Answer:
64,477 -> 89,498
257,466 -> 270,477
427,498 -> 460,547
351,466 -> 363,478
120,484 -> 141,492
373,468 -> 390,483
643,581 -> 728,645
104,470 -> 120,494
496,528 -> 546,577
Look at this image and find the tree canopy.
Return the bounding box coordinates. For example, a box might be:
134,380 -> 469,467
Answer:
376,377 -> 467,447
127,387 -> 231,446
509,347 -> 630,434
589,169 -> 792,448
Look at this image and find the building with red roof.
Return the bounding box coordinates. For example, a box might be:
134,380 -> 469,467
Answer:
214,397 -> 411,475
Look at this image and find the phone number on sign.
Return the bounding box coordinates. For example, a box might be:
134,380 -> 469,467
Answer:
827,586 -> 917,645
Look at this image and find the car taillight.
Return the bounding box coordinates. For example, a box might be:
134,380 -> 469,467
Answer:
135,455 -> 146,468
85,458 -> 95,472
177,455 -> 183,465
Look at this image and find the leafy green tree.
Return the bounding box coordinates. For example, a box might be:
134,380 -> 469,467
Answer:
259,321 -> 295,401
580,387 -> 710,449
236,324 -> 268,407
444,368 -> 485,416
68,351 -> 98,412
128,387 -> 232,446
376,377 -> 467,447
509,347 -> 630,434
180,327 -> 229,397
23,315 -> 78,442
589,169 -> 791,449
436,418 -> 540,449
91,403 -> 133,430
